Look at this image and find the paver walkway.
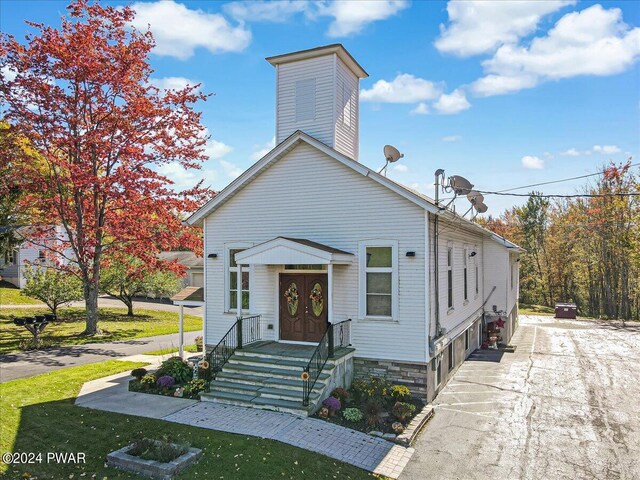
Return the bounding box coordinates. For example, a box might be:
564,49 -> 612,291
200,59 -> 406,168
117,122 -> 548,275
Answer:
76,369 -> 414,478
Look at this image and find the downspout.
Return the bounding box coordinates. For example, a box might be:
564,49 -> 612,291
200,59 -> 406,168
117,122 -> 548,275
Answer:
430,170 -> 444,356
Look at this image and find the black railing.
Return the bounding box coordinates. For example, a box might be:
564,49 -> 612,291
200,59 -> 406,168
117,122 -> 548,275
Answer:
209,315 -> 261,378
302,319 -> 351,406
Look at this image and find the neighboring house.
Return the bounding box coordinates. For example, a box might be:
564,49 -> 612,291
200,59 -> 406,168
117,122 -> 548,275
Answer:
158,251 -> 204,287
185,45 -> 521,415
0,226 -> 71,289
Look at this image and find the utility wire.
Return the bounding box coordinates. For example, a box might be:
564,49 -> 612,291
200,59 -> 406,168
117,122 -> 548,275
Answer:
471,191 -> 640,198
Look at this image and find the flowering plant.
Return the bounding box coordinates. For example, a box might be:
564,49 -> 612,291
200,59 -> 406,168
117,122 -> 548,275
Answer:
284,284 -> 298,305
322,396 -> 341,412
309,286 -> 322,303
156,375 -> 176,389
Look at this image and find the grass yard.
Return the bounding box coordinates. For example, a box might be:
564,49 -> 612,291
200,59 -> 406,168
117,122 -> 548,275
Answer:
519,303 -> 555,316
145,343 -> 199,356
0,307 -> 202,354
0,283 -> 42,305
0,361 -> 373,480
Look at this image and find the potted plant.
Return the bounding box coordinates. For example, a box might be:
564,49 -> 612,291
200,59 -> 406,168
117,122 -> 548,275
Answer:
195,336 -> 203,352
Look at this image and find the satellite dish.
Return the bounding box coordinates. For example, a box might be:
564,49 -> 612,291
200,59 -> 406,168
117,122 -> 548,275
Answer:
467,190 -> 484,205
384,145 -> 404,163
474,202 -> 488,213
449,175 -> 474,195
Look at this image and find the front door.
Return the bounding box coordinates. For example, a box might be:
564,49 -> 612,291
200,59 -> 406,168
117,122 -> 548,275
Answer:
279,273 -> 328,342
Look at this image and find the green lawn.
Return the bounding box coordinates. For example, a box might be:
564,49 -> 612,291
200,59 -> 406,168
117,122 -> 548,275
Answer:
519,303 -> 555,316
0,361 -> 373,480
0,307 -> 202,354
0,284 -> 42,305
145,344 -> 199,356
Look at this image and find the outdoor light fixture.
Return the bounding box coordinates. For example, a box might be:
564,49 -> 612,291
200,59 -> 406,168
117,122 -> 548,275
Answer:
406,251 -> 416,257
208,253 -> 218,259
469,251 -> 477,257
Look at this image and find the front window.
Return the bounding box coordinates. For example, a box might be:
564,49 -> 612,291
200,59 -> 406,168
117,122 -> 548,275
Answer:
359,240 -> 397,319
228,248 -> 249,312
463,248 -> 468,302
5,249 -> 15,265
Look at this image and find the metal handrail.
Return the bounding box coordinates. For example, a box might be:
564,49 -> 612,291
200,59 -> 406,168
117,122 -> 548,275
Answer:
208,315 -> 261,378
302,319 -> 351,406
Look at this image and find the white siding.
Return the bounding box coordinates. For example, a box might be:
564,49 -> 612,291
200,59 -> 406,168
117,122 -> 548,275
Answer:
276,55 -> 335,146
204,142 -> 427,363
482,239 -> 509,313
428,215 -> 485,343
334,57 -> 359,160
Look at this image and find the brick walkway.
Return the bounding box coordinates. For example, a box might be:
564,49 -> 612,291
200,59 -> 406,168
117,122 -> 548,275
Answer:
164,402 -> 414,478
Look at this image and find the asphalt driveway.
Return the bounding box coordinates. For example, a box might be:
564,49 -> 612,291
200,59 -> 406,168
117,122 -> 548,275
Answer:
402,315 -> 640,480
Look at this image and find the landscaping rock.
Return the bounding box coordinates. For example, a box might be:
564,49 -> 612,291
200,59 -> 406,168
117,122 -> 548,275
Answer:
382,433 -> 397,440
368,431 -> 383,437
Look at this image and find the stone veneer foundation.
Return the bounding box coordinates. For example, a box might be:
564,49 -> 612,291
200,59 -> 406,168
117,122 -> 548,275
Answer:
353,358 -> 432,399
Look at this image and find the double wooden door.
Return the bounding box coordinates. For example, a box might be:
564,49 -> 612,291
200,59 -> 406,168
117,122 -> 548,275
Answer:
279,273 -> 328,342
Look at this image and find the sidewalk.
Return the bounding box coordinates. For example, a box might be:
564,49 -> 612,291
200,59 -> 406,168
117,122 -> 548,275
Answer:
76,370 -> 415,479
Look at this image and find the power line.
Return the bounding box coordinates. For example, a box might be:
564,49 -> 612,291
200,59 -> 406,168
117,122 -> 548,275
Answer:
493,161 -> 640,193
472,191 -> 640,198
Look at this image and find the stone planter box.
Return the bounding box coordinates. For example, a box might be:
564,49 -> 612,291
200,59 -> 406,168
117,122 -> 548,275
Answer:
106,441 -> 202,480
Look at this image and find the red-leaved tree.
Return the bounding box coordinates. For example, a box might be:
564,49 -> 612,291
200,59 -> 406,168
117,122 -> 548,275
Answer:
0,0 -> 211,334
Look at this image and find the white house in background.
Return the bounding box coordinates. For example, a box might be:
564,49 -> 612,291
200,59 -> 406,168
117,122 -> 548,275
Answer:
158,251 -> 204,287
0,226 -> 71,289
186,45 -> 521,415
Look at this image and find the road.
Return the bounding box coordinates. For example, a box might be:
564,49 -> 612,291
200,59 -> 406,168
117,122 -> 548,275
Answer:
0,330 -> 202,383
402,315 -> 640,480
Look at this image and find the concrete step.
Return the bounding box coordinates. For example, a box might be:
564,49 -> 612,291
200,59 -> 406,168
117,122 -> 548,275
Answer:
222,362 -> 332,381
227,355 -> 313,371
209,380 -> 319,403
215,371 -> 323,392
200,390 -> 308,416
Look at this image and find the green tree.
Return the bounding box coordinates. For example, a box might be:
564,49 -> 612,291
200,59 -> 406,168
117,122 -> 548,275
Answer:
22,266 -> 83,315
100,258 -> 182,316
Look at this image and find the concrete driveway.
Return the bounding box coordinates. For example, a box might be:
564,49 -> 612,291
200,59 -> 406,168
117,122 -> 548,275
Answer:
402,315 -> 640,480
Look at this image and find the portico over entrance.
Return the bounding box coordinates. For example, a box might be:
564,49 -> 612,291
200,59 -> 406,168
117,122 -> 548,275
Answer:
234,237 -> 353,343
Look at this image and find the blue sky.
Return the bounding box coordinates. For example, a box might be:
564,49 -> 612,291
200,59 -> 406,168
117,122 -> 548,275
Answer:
1,0 -> 639,214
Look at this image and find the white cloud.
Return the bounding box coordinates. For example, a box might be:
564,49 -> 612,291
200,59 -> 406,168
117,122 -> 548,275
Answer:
471,4 -> 640,96
1,65 -> 17,81
250,137 -> 276,161
393,164 -> 408,173
321,0 -> 409,37
204,139 -> 233,160
560,147 -> 580,156
157,161 -> 217,191
433,89 -> 471,114
148,76 -> 201,92
220,159 -> 244,179
361,74 -> 442,104
593,145 -> 621,155
435,1 -> 574,57
130,0 -> 251,60
410,103 -> 429,115
442,135 -> 462,142
521,155 -> 544,169
223,0 -> 309,22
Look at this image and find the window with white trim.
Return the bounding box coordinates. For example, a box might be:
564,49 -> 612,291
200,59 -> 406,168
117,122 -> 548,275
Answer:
359,240 -> 398,319
463,247 -> 468,302
511,261 -> 515,290
447,245 -> 453,309
5,249 -> 15,265
226,247 -> 250,312
448,342 -> 454,372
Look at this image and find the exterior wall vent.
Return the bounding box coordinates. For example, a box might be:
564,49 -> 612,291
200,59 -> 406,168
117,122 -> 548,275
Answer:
295,78 -> 316,122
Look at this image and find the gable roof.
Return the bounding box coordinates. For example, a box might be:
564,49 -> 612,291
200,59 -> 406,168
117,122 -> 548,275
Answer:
186,130 -> 522,251
234,237 -> 354,265
158,251 -> 203,268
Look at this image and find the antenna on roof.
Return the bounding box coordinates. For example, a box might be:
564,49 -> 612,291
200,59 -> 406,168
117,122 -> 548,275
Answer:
378,145 -> 404,176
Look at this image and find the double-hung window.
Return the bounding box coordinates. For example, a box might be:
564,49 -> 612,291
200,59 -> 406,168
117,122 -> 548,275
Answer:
447,245 -> 453,309
475,247 -> 479,298
359,240 -> 398,320
463,247 -> 468,302
226,247 -> 250,312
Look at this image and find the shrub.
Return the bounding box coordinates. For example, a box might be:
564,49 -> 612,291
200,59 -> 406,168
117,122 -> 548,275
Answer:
186,378 -> 207,397
157,357 -> 192,384
131,368 -> 148,380
330,387 -> 350,403
128,436 -> 188,463
352,376 -> 390,404
363,399 -> 383,428
156,375 -> 175,389
140,374 -> 157,389
392,401 -> 416,420
322,396 -> 341,412
390,384 -> 411,401
342,407 -> 363,423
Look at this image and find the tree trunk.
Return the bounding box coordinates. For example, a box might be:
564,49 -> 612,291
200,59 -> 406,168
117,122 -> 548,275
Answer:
124,297 -> 134,316
83,281 -> 101,335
